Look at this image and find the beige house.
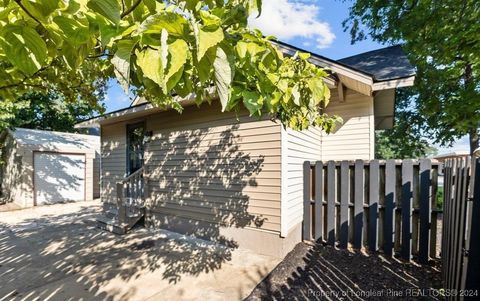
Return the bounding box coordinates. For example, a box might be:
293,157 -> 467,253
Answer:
77,44 -> 415,257
0,128 -> 100,208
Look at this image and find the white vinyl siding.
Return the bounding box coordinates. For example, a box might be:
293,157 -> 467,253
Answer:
100,123 -> 128,204
33,153 -> 86,204
280,88 -> 375,236
321,89 -> 375,160
281,126 -> 322,236
100,103 -> 282,233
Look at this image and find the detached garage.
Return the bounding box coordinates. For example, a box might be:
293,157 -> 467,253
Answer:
0,128 -> 100,208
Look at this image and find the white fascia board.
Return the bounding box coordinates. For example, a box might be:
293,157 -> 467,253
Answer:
372,76 -> 416,91
74,103 -> 152,128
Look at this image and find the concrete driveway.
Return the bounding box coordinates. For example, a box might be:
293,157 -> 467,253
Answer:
0,201 -> 280,301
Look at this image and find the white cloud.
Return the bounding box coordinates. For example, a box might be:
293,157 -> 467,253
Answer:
248,0 -> 335,49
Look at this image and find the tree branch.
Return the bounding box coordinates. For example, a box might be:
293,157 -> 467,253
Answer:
0,82 -> 45,90
87,53 -> 113,59
121,0 -> 142,18
14,0 -> 43,27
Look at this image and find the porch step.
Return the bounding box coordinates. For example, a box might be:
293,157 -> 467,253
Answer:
97,205 -> 146,235
96,216 -> 129,235
105,207 -> 118,219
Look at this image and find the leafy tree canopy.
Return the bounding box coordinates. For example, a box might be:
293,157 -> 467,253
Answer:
0,0 -> 339,132
9,92 -> 103,132
375,88 -> 437,159
344,0 -> 480,153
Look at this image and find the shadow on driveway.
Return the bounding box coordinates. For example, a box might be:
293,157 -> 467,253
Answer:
0,202 -> 278,301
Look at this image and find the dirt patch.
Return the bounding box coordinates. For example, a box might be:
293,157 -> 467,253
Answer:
246,243 -> 443,301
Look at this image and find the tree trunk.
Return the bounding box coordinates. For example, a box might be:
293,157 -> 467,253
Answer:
470,128 -> 479,155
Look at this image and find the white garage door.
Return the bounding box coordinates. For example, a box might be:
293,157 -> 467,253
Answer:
34,152 -> 86,205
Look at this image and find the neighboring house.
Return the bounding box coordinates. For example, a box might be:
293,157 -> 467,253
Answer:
76,44 -> 416,257
0,128 -> 100,207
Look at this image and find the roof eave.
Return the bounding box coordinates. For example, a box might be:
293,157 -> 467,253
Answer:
372,75 -> 415,91
75,90 -> 203,129
272,41 -> 375,86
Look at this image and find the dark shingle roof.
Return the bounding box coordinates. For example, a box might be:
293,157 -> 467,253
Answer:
338,45 -> 415,82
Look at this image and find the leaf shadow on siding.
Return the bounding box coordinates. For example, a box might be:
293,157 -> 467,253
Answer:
145,124 -> 267,283
0,123 -> 273,300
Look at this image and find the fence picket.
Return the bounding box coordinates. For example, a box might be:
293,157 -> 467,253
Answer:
340,161 -> 349,249
303,161 -> 312,241
354,160 -> 364,249
303,159 -> 441,264
419,159 -> 432,263
384,160 -> 396,257
454,159 -> 468,293
441,157 -> 480,300
314,162 -> 323,241
401,160 -> 413,260
369,160 -> 379,252
327,161 -> 336,246
464,159 -> 480,294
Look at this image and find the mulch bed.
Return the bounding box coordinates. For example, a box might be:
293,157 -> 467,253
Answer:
246,243 -> 443,301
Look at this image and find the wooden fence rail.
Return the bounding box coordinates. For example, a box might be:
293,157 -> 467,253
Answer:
303,159 -> 441,263
442,157 -> 480,300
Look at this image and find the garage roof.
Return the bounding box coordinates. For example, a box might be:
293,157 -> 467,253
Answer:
338,45 -> 415,82
8,128 -> 100,152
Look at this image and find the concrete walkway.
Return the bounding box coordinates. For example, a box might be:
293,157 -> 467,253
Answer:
0,201 -> 280,301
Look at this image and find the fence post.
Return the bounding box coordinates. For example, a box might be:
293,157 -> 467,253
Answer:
303,161 -> 312,241
401,160 -> 413,261
419,159 -> 432,264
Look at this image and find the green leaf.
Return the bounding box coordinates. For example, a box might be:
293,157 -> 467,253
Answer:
137,12 -> 188,37
21,0 -> 61,21
242,91 -> 262,116
87,0 -> 121,24
197,26 -> 224,62
53,16 -> 90,46
165,39 -> 188,89
214,46 -> 234,111
308,78 -> 326,105
248,0 -> 262,17
298,52 -> 310,60
160,29 -> 168,74
197,47 -> 216,83
112,39 -> 137,93
136,48 -> 165,91
0,25 -> 48,76
235,41 -> 248,59
200,10 -> 222,28
292,84 -> 300,106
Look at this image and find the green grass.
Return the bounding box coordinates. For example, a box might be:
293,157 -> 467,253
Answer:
436,186 -> 444,210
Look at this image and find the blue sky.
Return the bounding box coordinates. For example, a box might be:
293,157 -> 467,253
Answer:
101,0 -> 467,153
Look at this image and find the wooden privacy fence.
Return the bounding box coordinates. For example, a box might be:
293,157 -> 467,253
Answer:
303,159 -> 441,263
442,157 -> 480,300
